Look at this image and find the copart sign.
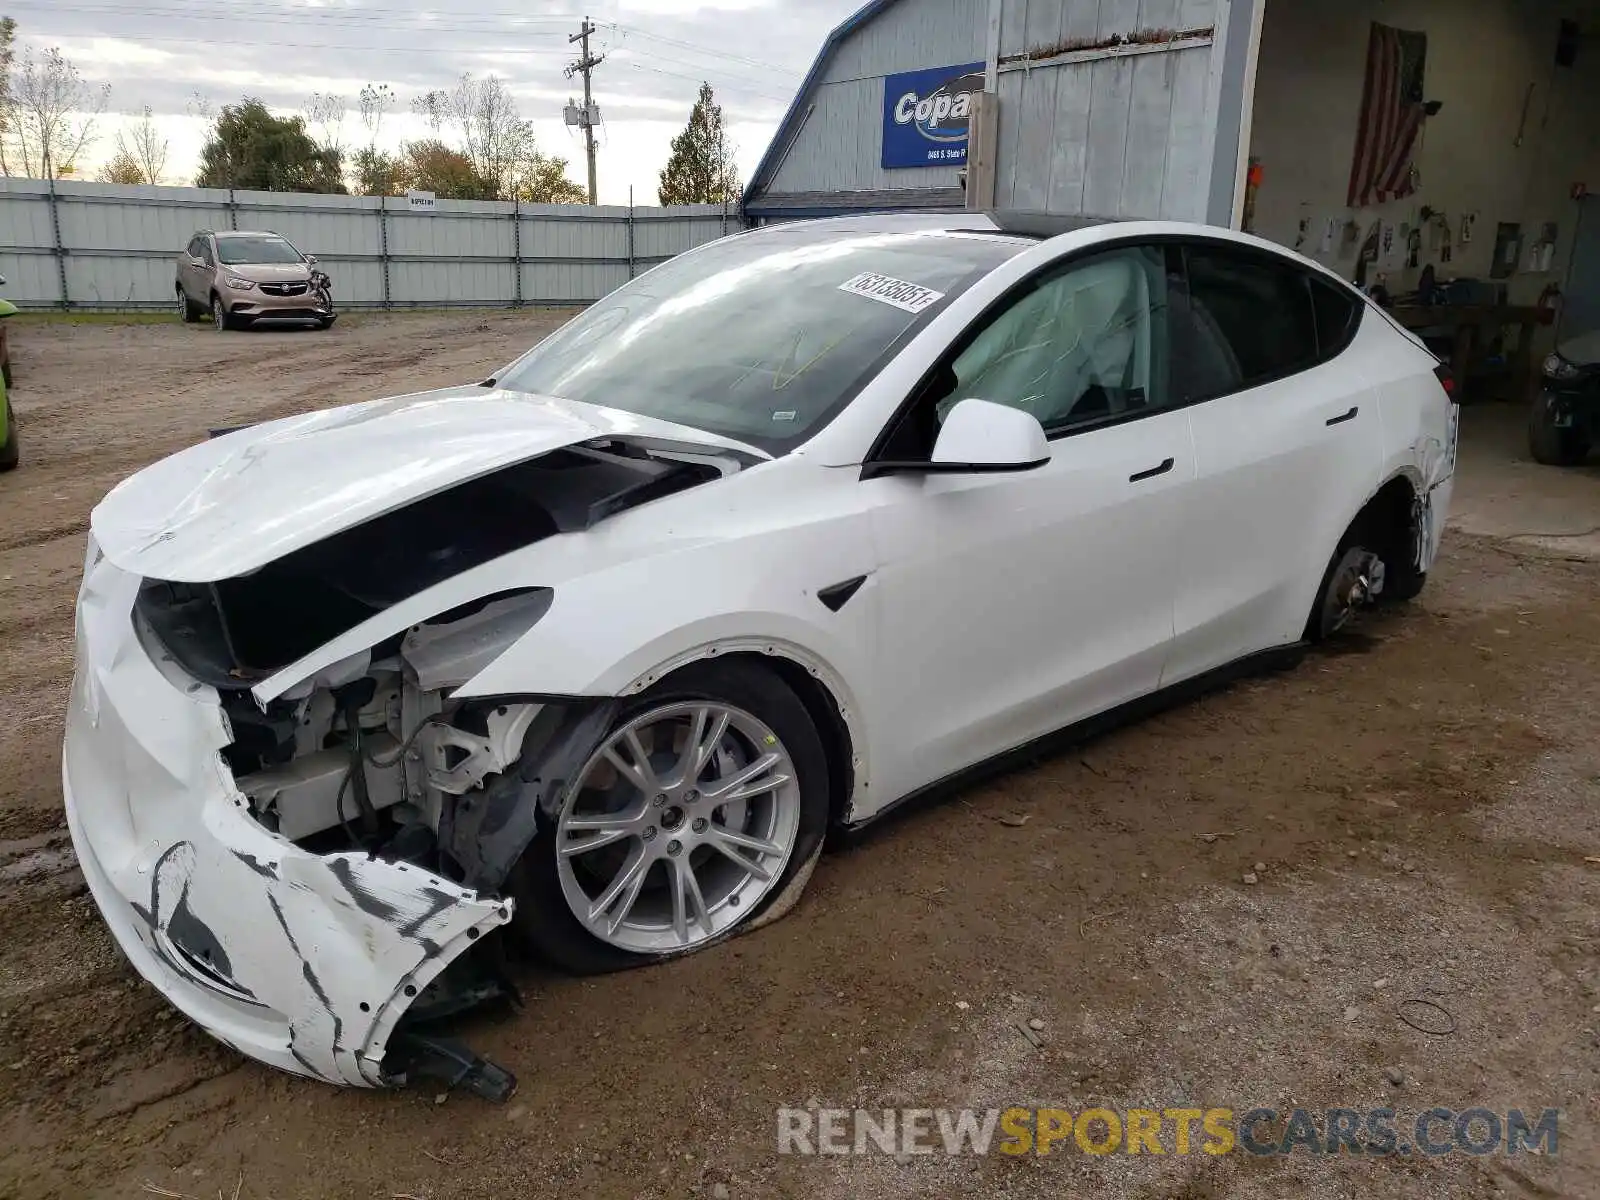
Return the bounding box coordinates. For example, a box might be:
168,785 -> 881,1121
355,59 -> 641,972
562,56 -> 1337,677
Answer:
881,62 -> 985,170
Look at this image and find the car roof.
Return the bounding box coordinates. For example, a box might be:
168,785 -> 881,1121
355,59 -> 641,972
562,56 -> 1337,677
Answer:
215,230 -> 287,239
747,210 -> 1111,242
748,211 -> 1367,292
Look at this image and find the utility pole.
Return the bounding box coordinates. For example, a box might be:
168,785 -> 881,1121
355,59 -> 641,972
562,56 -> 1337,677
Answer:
566,17 -> 604,205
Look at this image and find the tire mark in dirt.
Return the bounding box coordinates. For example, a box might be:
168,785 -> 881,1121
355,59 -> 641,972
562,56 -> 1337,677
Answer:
0,519 -> 88,554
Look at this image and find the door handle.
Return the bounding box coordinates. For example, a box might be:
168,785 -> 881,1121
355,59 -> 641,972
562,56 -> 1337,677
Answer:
1326,406 -> 1359,427
1129,457 -> 1175,483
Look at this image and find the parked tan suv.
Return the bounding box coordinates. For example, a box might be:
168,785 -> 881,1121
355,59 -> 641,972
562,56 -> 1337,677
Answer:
176,230 -> 335,331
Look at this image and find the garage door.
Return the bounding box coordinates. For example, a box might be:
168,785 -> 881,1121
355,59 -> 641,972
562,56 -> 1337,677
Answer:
991,0 -> 1263,225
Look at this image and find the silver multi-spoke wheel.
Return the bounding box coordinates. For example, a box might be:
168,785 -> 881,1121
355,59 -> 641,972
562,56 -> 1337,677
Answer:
555,701 -> 802,954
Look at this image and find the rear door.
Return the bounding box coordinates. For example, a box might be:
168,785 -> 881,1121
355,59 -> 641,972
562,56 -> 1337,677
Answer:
1163,240 -> 1383,684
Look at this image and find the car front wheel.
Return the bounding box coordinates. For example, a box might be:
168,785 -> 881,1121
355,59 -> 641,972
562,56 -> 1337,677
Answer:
1528,392 -> 1592,466
211,295 -> 231,332
511,661 -> 829,975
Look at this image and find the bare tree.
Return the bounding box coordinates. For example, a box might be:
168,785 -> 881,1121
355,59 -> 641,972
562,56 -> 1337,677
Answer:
0,45 -> 110,178
411,88 -> 447,135
304,91 -> 347,155
114,105 -> 167,184
357,82 -> 394,149
0,19 -> 16,152
443,73 -> 538,198
407,75 -> 561,200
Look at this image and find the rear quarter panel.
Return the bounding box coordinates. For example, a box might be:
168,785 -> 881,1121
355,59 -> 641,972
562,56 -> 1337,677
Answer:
1362,308 -> 1457,568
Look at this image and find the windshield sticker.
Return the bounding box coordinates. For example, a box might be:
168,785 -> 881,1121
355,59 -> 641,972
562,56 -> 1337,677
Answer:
838,272 -> 946,314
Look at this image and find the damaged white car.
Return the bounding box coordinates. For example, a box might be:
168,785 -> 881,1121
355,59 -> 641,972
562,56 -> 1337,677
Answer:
64,213 -> 1456,1097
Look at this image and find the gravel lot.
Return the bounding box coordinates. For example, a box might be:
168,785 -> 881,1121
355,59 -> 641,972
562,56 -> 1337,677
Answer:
1,313 -> 1598,1200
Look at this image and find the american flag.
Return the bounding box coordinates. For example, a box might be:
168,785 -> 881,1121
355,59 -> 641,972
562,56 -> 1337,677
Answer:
1347,22 -> 1429,208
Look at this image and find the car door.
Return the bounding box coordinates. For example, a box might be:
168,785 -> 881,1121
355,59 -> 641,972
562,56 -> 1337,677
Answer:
1163,241 -> 1384,686
863,244 -> 1194,800
179,236 -> 204,301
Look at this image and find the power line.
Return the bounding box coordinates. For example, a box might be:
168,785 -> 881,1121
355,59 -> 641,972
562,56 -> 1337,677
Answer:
601,22 -> 798,77
620,61 -> 793,106
14,2 -> 804,82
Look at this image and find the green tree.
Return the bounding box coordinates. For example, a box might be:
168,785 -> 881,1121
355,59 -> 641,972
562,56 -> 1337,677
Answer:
399,139 -> 492,199
96,146 -> 145,184
518,153 -> 586,204
351,145 -> 406,196
657,82 -> 740,206
195,98 -> 345,193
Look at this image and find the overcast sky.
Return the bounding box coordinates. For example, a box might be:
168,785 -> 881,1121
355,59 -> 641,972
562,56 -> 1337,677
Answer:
13,0 -> 863,204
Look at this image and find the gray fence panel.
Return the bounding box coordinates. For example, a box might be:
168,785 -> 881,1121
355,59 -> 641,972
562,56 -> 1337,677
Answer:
0,179 -> 738,311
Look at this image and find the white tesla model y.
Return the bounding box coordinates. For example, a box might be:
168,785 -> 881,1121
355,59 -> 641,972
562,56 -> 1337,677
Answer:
65,213 -> 1457,1095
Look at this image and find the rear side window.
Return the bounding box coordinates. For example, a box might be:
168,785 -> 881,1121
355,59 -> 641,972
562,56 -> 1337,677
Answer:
1311,278 -> 1362,358
1176,245 -> 1318,400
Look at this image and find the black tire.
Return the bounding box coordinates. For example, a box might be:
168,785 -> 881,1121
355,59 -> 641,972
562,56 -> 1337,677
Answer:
0,398 -> 18,472
510,660 -> 830,976
1528,393 -> 1591,466
177,287 -> 200,324
1305,499 -> 1426,640
210,294 -> 231,332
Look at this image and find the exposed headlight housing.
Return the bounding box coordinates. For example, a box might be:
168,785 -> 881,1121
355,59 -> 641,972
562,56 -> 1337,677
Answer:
225,276 -> 256,291
1543,352 -> 1582,382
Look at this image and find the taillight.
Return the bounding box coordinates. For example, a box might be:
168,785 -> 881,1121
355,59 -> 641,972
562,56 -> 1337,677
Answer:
1433,363 -> 1456,398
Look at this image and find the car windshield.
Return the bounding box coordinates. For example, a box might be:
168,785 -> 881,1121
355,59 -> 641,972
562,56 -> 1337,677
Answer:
216,236 -> 303,265
494,227 -> 1026,453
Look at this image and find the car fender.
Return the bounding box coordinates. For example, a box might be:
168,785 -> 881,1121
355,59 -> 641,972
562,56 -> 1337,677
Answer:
442,512 -> 879,890
453,532 -> 877,783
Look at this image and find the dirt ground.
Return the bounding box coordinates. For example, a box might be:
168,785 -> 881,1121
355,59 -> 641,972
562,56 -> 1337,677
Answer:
2,313 -> 1599,1200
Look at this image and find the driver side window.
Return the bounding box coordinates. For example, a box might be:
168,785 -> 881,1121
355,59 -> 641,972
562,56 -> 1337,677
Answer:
936,245 -> 1169,436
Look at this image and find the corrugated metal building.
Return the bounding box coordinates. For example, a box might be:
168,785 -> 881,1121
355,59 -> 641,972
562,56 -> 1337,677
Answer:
744,0 -> 1600,329
743,0 -> 1263,226
743,0 -> 986,221
744,0 -> 1600,396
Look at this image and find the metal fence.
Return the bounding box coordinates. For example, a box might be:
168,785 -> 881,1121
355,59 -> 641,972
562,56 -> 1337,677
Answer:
0,177 -> 742,311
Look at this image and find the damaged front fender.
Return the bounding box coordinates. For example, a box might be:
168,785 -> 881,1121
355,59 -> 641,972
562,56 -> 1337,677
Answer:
443,699 -> 620,891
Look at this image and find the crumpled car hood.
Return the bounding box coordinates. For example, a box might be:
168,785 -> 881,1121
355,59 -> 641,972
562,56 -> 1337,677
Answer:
91,385 -> 767,582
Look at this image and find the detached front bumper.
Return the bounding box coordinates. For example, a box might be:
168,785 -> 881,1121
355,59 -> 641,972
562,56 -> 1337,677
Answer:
63,547 -> 512,1088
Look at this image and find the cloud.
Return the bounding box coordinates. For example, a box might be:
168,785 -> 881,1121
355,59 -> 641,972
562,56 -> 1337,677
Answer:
13,0 -> 860,201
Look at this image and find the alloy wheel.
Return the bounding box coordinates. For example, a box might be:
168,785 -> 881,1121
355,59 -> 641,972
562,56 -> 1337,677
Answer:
554,701 -> 802,954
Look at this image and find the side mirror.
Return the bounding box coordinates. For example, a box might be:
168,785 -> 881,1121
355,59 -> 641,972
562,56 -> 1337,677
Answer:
188,255 -> 207,267
928,398 -> 1050,471
304,254 -> 318,266
863,397 -> 1050,479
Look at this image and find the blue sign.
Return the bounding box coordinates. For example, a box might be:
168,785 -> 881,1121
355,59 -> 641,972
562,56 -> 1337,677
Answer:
882,62 -> 985,170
